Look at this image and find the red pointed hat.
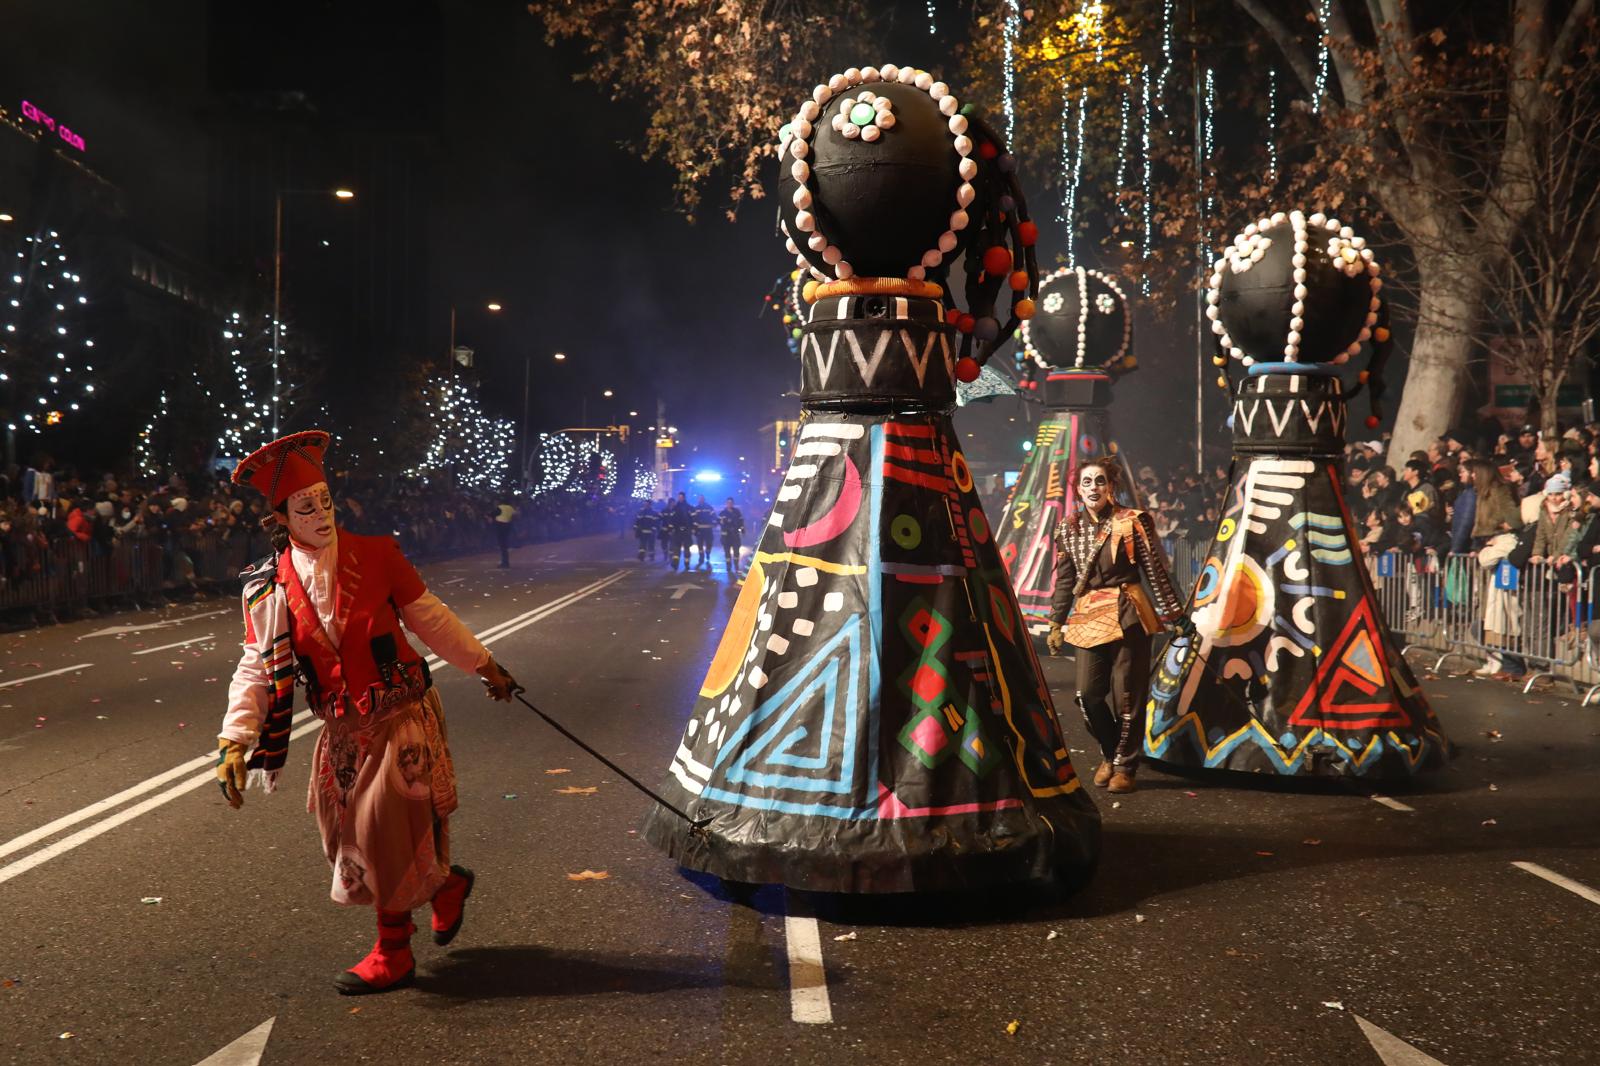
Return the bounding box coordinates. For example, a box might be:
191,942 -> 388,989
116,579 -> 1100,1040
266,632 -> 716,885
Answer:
232,430 -> 332,508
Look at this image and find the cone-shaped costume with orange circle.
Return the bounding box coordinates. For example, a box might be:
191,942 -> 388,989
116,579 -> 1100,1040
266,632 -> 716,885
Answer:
641,65 -> 1100,893
1144,212 -> 1449,778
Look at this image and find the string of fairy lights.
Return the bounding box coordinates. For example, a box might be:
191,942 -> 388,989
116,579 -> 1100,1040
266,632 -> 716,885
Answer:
1139,62 -> 1153,293
1267,66 -> 1279,183
1002,0 -> 1020,143
134,391 -> 167,477
1314,0 -> 1332,112
926,0 -> 936,35
1,227 -> 98,434
630,462 -> 658,500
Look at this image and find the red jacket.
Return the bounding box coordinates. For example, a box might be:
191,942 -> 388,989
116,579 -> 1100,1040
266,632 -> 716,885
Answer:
66,507 -> 93,543
278,531 -> 429,718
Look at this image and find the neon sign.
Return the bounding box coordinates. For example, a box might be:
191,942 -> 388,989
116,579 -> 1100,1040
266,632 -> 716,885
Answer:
19,101 -> 86,153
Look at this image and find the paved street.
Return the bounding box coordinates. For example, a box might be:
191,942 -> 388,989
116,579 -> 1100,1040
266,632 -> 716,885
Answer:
1,533 -> 1596,1065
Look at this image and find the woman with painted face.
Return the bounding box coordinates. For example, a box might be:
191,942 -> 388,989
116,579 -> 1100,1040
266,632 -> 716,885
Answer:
1047,459 -> 1184,794
215,431 -> 521,996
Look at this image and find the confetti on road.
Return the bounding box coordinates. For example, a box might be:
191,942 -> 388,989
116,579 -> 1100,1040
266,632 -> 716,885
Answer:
1322,1001 -> 1345,1011
1005,1020 -> 1020,1036
832,931 -> 857,942
1485,729 -> 1503,741
555,786 -> 598,795
545,768 -> 571,775
140,897 -> 162,905
1184,791 -> 1198,798
503,793 -> 518,800
1045,930 -> 1059,940
1135,914 -> 1146,923
1483,818 -> 1498,826
1302,838 -> 1323,846
566,870 -> 610,881
1256,850 -> 1276,857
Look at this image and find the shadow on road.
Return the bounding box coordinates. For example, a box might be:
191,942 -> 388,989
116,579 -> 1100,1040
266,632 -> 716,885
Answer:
417,943 -> 790,1000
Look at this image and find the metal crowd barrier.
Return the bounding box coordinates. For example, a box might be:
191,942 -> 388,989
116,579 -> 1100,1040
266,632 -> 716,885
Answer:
1156,537 -> 1600,702
1366,550 -> 1596,699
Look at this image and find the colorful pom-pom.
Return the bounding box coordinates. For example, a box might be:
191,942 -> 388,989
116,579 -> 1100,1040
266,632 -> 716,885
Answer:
1374,326 -> 1391,343
1365,415 -> 1381,429
1216,376 -> 1228,389
946,307 -> 962,325
1123,356 -> 1138,369
791,328 -> 802,339
1008,270 -> 1029,292
1015,298 -> 1036,320
982,246 -> 1012,276
954,357 -> 981,383
973,316 -> 999,341
978,140 -> 998,160
1018,221 -> 1038,247
802,280 -> 820,303
1358,370 -> 1370,383
956,314 -> 976,334
1212,355 -> 1227,367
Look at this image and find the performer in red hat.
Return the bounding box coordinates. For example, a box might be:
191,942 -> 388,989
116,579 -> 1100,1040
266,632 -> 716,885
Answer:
215,430 -> 520,995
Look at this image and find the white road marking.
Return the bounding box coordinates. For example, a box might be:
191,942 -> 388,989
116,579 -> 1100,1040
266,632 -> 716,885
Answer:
133,634 -> 217,656
0,663 -> 94,690
194,1016 -> 275,1066
441,577 -> 466,585
81,609 -> 231,639
1512,861 -> 1600,906
0,570 -> 628,885
784,893 -> 833,1025
669,582 -> 700,600
1354,1015 -> 1450,1065
1369,794 -> 1414,812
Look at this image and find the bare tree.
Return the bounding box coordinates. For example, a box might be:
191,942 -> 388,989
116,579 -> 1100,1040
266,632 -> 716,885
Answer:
1473,34 -> 1600,439
1236,0 -> 1596,459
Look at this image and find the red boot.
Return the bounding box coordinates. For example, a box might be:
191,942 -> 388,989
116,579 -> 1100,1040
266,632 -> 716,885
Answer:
334,910 -> 415,995
431,865 -> 475,946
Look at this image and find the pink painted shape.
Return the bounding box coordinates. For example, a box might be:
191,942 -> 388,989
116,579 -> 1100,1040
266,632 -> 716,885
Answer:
875,782 -> 1025,819
784,454 -> 862,548
908,715 -> 948,756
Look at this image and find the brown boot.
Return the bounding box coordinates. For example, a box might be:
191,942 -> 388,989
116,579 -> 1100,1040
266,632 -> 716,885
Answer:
1107,770 -> 1138,794
1093,761 -> 1114,788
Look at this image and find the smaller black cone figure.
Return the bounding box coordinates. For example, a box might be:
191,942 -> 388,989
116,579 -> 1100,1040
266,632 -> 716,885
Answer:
1145,210 -> 1448,778
998,267 -> 1139,634
642,62 -> 1100,893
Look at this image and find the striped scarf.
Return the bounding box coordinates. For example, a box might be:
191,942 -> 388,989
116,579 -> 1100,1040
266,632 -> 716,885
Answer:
240,558 -> 297,793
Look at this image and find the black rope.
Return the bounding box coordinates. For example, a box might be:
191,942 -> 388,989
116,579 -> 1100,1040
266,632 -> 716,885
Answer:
512,690 -> 711,834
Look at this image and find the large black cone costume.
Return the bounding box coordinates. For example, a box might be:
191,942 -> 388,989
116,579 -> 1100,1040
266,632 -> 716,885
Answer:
998,267 -> 1138,634
643,64 -> 1100,892
1145,210 -> 1449,777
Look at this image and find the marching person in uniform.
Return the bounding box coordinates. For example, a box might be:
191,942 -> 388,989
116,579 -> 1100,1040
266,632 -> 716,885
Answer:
215,431 -> 521,995
1047,458 -> 1183,795
691,495 -> 716,571
665,491 -> 694,571
633,499 -> 659,561
718,497 -> 745,574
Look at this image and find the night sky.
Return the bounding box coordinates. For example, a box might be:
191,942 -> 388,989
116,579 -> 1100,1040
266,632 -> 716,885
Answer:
0,0 -> 1205,482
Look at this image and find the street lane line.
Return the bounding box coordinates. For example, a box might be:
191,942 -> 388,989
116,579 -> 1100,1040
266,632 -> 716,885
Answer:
0,663 -> 94,690
1369,794 -> 1414,812
0,715 -> 323,886
81,608 -> 232,639
0,570 -> 627,880
195,1017 -> 275,1066
784,894 -> 833,1024
1512,861 -> 1600,906
1354,1015 -> 1450,1066
133,634 -> 217,656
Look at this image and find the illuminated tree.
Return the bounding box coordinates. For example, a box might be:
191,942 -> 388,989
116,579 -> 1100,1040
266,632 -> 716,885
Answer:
408,374 -> 516,490
0,225 -> 100,441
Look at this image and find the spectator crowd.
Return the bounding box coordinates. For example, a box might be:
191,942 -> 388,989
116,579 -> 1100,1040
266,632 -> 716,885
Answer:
0,457 -> 629,625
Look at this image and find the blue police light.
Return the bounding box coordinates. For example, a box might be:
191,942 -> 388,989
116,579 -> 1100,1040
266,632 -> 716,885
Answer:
692,470 -> 723,484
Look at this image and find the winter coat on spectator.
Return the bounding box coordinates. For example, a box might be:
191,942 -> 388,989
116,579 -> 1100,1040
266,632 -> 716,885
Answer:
65,505 -> 92,544
1470,482 -> 1520,545
1450,487 -> 1477,555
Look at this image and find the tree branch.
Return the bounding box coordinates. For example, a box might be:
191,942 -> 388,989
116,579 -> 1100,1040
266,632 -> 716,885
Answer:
1233,0 -> 1320,99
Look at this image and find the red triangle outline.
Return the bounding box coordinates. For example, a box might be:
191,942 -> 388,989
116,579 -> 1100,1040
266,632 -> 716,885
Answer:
1288,598 -> 1416,731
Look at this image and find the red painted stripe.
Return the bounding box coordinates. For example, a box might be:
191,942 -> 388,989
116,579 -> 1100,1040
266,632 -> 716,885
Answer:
885,423 -> 937,438
884,442 -> 942,464
883,464 -> 948,491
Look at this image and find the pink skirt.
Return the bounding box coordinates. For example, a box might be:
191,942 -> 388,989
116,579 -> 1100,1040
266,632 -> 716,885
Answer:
307,687 -> 458,911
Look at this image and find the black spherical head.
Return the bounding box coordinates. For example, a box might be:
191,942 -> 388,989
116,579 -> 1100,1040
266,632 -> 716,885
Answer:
1207,210 -> 1383,367
776,65 -> 980,283
1021,266 -> 1131,370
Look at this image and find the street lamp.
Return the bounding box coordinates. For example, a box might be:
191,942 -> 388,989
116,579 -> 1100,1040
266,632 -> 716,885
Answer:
274,187 -> 355,436
603,389 -> 614,398
0,213 -> 13,223
553,352 -> 566,361
448,300 -> 503,367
